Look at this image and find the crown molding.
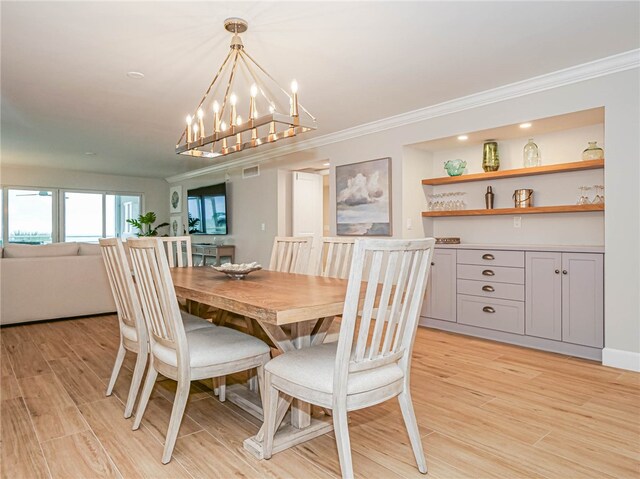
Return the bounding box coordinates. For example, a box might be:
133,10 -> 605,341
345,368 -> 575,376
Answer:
166,49 -> 640,183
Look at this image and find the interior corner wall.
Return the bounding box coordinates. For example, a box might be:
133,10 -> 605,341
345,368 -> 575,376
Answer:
0,164 -> 169,221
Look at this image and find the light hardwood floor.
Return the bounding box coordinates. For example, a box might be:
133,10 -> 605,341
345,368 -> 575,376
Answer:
1,314 -> 638,478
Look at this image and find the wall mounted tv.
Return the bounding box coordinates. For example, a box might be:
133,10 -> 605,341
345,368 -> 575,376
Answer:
187,183 -> 228,235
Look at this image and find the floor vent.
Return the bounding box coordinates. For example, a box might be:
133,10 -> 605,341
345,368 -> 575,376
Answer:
242,165 -> 260,179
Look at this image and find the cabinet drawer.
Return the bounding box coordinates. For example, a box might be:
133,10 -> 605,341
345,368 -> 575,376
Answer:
457,279 -> 524,301
457,264 -> 524,284
457,295 -> 525,334
457,249 -> 524,268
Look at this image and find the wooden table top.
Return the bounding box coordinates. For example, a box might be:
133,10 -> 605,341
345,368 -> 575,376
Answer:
171,268 -> 348,325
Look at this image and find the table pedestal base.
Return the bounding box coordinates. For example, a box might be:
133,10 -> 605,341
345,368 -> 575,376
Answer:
225,384 -> 264,421
243,415 -> 333,459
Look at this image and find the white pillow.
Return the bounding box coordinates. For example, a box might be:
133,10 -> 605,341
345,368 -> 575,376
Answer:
3,242 -> 79,258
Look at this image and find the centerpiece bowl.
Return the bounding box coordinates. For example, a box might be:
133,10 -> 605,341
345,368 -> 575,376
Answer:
212,262 -> 262,280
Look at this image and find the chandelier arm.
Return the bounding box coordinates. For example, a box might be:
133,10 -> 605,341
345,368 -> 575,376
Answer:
176,49 -> 234,145
241,50 -> 316,122
238,51 -> 279,113
219,50 -> 241,127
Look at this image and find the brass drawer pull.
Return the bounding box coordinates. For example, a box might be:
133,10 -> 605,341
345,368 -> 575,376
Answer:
482,269 -> 495,276
483,306 -> 496,313
482,285 -> 495,292
482,253 -> 495,260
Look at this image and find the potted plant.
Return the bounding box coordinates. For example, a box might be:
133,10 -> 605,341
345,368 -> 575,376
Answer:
126,212 -> 169,237
188,213 -> 201,234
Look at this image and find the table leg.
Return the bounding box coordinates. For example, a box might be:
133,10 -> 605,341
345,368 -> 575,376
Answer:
290,322 -> 311,429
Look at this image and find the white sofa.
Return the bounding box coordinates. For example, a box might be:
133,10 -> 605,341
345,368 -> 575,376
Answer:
0,242 -> 116,325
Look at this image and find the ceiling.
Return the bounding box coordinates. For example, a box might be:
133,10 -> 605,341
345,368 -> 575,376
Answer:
1,2 -> 638,179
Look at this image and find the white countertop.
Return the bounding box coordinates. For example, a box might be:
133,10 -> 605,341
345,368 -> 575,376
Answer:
435,243 -> 604,253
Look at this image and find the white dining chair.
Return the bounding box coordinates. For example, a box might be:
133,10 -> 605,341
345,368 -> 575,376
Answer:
99,238 -> 213,418
314,237 -> 355,279
127,238 -> 271,464
269,236 -> 314,274
160,236 -> 193,267
262,238 -> 436,478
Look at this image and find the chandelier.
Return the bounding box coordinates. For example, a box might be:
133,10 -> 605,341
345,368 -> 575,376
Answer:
176,18 -> 316,159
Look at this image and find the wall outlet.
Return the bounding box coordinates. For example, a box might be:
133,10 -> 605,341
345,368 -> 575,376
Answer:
513,216 -> 522,228
261,223 -> 266,231
407,218 -> 413,230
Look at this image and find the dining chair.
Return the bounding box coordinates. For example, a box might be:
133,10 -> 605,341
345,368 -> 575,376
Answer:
127,238 -> 271,464
160,236 -> 192,267
99,238 -> 214,419
314,237 -> 355,279
269,236 -> 314,274
262,238 -> 436,478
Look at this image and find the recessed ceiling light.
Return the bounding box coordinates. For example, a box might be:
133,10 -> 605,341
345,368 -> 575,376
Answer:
519,122 -> 532,129
457,135 -> 468,141
126,71 -> 145,80
323,162 -> 330,166
84,151 -> 96,155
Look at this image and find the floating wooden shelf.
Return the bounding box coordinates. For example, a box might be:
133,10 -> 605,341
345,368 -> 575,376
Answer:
422,159 -> 604,186
422,204 -> 604,217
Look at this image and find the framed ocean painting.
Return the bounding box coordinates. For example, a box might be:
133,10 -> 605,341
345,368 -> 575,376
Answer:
336,157 -> 392,236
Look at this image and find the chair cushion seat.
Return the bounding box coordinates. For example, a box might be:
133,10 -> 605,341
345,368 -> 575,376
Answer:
121,312 -> 214,343
152,326 -> 270,368
265,343 -> 403,395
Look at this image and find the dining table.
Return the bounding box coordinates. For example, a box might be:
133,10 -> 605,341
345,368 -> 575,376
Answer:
170,267 -> 349,459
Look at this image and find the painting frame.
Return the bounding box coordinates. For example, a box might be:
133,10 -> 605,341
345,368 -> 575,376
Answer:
169,185 -> 182,214
170,215 -> 182,237
336,157 -> 392,236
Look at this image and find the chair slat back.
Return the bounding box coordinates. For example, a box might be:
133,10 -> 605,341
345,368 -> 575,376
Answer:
335,239 -> 435,386
316,237 -> 355,279
269,236 -> 313,274
127,238 -> 187,357
99,238 -> 147,343
161,236 -> 193,268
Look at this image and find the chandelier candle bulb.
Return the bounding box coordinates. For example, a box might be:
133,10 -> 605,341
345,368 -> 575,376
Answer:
290,80 -> 299,117
249,84 -> 258,120
235,116 -> 243,146
197,108 -> 205,139
193,124 -> 199,141
220,121 -> 228,152
230,93 -> 237,126
186,115 -> 193,143
213,101 -> 220,133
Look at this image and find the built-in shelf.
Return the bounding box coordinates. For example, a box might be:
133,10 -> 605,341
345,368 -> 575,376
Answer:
421,159 -> 604,186
422,204 -> 604,217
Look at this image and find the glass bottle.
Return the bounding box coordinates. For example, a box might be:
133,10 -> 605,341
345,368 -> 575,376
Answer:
582,141 -> 604,161
482,141 -> 499,172
523,138 -> 541,168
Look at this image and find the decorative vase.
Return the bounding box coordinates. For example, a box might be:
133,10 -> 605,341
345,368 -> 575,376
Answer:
444,159 -> 467,176
523,138 -> 541,168
582,141 -> 604,161
482,141 -> 499,172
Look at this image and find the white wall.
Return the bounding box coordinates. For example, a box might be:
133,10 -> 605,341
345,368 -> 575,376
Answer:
1,164 -> 169,224
171,68 -> 640,367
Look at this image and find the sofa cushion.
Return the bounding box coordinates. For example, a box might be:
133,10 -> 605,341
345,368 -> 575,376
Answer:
3,242 -> 79,258
78,243 -> 101,256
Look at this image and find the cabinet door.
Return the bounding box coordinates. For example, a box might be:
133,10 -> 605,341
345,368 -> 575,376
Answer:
525,252 -> 562,340
422,249 -> 457,322
562,253 -> 604,348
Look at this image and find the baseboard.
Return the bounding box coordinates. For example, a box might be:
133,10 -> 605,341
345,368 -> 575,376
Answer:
602,348 -> 640,372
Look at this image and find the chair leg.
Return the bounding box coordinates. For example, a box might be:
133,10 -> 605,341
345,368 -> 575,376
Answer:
106,343 -> 126,396
218,376 -> 226,402
162,378 -> 191,464
124,351 -> 147,419
132,364 -> 158,431
398,390 -> 428,474
262,371 -> 280,460
332,404 -> 354,479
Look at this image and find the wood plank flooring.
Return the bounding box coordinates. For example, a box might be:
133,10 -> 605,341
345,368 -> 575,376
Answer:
1,314 -> 638,478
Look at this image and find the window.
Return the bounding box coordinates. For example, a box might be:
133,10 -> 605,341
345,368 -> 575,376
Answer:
7,189 -> 54,244
1,187 -> 142,244
62,191 -> 142,242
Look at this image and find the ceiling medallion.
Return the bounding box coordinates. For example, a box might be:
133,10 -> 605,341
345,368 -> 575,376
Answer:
176,18 -> 316,159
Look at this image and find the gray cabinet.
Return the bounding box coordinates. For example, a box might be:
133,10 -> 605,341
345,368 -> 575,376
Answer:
422,249 -> 457,322
526,252 -> 603,347
561,253 -> 604,348
525,252 -> 562,340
